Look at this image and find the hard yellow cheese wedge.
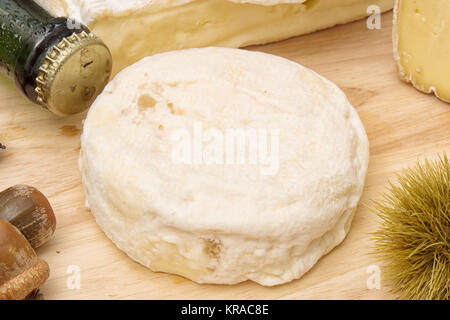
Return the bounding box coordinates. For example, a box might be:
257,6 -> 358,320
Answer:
394,0 -> 450,103
38,0 -> 393,75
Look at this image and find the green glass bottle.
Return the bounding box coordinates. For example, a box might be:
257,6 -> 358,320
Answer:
0,0 -> 112,115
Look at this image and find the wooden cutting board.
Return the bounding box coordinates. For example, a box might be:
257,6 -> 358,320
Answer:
0,11 -> 449,300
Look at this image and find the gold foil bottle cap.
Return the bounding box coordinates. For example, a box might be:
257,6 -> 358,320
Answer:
35,31 -> 112,116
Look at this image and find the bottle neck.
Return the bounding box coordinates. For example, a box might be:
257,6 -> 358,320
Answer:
0,0 -> 53,76
0,0 -> 88,102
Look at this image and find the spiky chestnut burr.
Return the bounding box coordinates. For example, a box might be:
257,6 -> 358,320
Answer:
371,153 -> 449,300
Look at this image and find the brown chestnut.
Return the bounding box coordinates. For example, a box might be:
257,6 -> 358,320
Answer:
0,185 -> 56,249
0,219 -> 50,300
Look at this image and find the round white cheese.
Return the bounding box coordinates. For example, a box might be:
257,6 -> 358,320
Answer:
79,47 -> 369,286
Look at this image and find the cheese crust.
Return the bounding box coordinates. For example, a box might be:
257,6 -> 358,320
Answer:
79,47 -> 370,286
393,0 -> 450,103
37,0 -> 394,75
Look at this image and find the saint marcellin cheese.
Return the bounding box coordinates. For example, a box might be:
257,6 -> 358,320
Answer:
394,0 -> 450,103
37,0 -> 394,75
79,47 -> 370,286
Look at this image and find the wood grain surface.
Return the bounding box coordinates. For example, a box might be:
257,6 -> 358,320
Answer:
0,11 -> 449,300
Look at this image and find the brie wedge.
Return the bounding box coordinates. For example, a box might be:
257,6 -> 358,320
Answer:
37,0 -> 394,75
79,47 -> 369,286
394,0 -> 450,103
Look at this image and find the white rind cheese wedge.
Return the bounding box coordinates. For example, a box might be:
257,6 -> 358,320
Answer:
79,47 -> 370,286
393,0 -> 450,103
37,0 -> 394,75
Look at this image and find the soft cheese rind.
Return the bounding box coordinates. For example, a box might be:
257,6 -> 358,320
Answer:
79,47 -> 369,286
37,0 -> 307,24
37,0 -> 394,75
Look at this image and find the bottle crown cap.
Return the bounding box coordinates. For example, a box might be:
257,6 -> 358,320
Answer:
35,31 -> 112,115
